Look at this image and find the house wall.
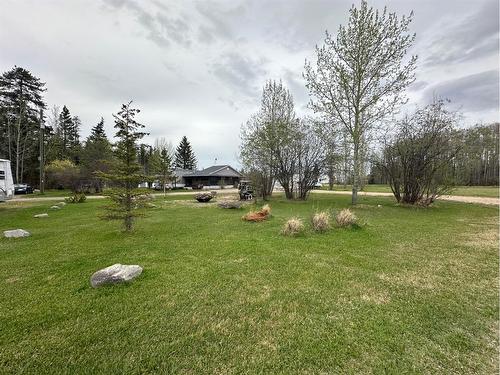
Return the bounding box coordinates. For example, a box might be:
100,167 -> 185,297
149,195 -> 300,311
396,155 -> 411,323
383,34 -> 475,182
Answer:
184,176 -> 240,188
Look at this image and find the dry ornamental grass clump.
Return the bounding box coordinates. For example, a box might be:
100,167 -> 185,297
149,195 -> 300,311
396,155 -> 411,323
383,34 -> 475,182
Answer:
261,204 -> 271,215
242,204 -> 271,222
281,217 -> 305,236
311,211 -> 331,232
335,208 -> 357,227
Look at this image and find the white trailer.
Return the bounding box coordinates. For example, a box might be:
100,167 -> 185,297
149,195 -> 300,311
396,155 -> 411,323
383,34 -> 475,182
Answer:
0,159 -> 14,202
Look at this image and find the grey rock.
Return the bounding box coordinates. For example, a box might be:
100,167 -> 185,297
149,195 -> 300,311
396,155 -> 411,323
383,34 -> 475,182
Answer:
90,264 -> 143,288
4,229 -> 31,238
34,213 -> 49,218
50,205 -> 61,210
218,200 -> 242,209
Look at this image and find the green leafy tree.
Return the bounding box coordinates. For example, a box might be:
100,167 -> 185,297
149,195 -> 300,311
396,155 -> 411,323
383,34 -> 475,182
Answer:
100,102 -> 150,232
45,159 -> 81,191
304,1 -> 417,204
174,136 -> 196,170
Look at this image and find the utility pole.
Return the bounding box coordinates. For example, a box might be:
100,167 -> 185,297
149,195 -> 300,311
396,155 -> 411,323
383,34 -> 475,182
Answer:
39,108 -> 45,194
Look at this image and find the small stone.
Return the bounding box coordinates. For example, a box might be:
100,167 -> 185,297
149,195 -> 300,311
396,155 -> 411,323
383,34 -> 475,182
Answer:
50,205 -> 61,210
57,202 -> 66,206
34,213 -> 48,218
4,229 -> 31,238
90,264 -> 143,288
377,204 -> 382,208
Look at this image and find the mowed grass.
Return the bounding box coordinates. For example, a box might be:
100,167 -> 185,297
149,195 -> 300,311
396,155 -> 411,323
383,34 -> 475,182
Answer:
323,184 -> 500,198
0,194 -> 498,374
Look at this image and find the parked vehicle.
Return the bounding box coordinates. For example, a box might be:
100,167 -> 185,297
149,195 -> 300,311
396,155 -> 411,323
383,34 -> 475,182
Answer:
313,182 -> 323,189
238,180 -> 254,200
14,184 -> 34,195
0,159 -> 14,202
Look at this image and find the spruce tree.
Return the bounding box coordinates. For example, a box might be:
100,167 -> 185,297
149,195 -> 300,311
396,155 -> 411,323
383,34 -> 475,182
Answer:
81,117 -> 113,192
58,105 -> 72,159
0,66 -> 46,183
69,116 -> 82,164
88,117 -> 106,141
100,102 -> 150,232
174,136 -> 196,170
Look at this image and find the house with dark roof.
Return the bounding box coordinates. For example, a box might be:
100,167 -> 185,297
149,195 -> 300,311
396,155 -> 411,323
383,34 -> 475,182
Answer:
183,165 -> 242,189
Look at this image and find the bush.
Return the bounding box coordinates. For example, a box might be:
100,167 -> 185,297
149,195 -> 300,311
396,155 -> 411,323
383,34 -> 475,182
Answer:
46,159 -> 82,190
311,211 -> 330,232
335,208 -> 357,227
281,217 -> 305,236
65,192 -> 87,203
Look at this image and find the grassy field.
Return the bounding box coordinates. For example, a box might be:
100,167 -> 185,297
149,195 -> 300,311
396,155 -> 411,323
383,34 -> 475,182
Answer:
0,194 -> 498,373
322,184 -> 499,198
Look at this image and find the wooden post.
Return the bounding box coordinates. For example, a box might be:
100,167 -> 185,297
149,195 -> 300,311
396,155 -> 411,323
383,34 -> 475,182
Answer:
39,108 -> 45,194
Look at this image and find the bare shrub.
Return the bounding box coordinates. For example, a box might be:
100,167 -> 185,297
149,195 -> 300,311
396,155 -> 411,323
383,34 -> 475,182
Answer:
311,211 -> 330,232
261,204 -> 271,216
281,217 -> 305,236
335,209 -> 357,227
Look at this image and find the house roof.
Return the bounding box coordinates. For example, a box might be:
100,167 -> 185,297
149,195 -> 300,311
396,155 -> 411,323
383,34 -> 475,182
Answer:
185,165 -> 242,178
173,168 -> 193,178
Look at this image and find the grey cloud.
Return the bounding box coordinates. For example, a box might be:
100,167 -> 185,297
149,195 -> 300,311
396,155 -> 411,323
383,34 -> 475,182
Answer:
424,0 -> 499,66
408,80 -> 428,92
102,0 -> 191,47
424,70 -> 499,112
211,52 -> 267,99
195,1 -> 247,44
283,69 -> 309,108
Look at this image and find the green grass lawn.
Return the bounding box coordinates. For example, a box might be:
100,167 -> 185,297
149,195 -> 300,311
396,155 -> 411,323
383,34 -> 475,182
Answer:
0,194 -> 498,373
323,184 -> 499,198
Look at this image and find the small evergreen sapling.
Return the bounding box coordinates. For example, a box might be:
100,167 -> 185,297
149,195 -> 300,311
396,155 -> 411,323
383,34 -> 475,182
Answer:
99,102 -> 151,232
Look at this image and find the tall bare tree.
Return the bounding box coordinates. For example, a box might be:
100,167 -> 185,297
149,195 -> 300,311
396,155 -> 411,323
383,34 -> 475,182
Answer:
304,1 -> 417,204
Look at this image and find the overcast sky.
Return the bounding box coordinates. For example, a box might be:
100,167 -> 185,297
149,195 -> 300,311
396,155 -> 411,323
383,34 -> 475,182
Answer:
1,0 -> 498,168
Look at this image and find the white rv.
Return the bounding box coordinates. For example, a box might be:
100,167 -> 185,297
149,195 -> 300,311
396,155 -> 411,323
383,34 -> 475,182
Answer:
0,159 -> 14,202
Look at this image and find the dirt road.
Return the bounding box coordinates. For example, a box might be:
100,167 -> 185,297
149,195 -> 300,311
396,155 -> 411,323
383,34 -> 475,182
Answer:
311,189 -> 499,206
8,188 -> 498,206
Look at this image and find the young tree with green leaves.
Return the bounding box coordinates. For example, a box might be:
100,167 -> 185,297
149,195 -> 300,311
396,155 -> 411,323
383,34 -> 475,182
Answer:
100,102 -> 150,232
174,136 -> 196,170
304,1 -> 417,204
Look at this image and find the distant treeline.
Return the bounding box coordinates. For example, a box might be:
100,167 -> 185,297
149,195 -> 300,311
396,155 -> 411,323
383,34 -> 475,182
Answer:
369,122 -> 499,186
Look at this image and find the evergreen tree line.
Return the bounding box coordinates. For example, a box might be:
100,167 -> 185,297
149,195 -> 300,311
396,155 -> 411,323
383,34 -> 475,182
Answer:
0,66 -> 198,190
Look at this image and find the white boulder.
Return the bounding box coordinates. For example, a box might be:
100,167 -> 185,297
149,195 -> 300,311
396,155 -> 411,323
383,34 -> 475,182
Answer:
50,205 -> 61,210
4,229 -> 31,238
90,264 -> 143,288
34,213 -> 49,218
